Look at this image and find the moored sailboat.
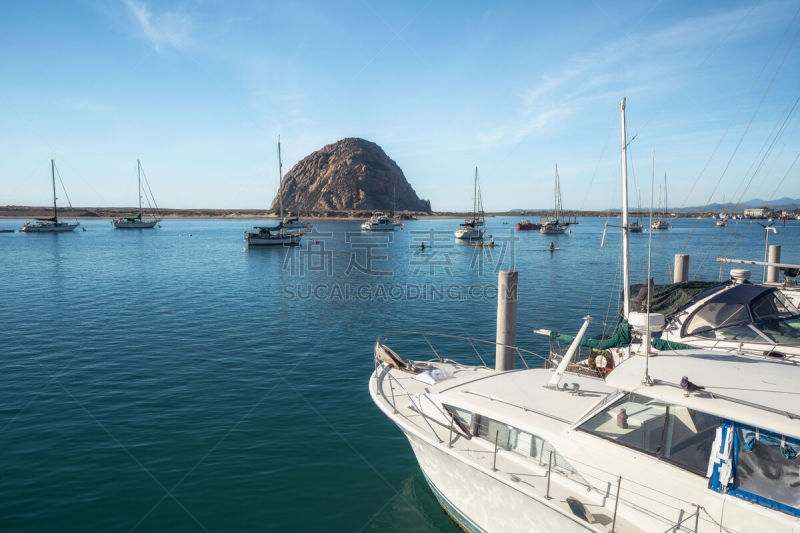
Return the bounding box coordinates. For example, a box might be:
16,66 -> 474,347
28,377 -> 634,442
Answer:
454,167 -> 485,240
540,164 -> 569,234
651,172 -> 670,230
20,160 -> 80,233
112,160 -> 160,229
245,137 -> 306,246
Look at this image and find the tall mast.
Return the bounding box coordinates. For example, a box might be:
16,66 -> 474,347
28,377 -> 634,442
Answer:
51,159 -> 58,223
554,164 -> 560,221
663,172 -> 668,217
620,98 -> 630,319
473,167 -> 478,220
137,159 -> 142,216
278,135 -> 284,220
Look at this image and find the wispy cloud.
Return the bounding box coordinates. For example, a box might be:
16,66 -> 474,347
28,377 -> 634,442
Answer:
476,2 -> 779,149
122,0 -> 193,52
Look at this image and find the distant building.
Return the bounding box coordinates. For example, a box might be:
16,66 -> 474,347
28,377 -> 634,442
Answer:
744,207 -> 771,219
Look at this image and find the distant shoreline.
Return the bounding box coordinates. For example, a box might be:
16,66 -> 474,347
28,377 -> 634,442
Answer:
0,206 -> 735,220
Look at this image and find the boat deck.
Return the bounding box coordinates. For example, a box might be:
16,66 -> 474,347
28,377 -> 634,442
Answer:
370,361 -> 647,532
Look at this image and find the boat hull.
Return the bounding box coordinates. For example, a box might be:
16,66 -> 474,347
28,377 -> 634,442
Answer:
540,226 -> 567,235
20,223 -> 79,233
455,228 -> 484,240
245,233 -> 302,246
403,430 -> 593,533
516,223 -> 541,231
112,219 -> 159,229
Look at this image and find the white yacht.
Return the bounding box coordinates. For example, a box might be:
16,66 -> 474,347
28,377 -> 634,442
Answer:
369,99 -> 800,532
361,211 -> 401,231
245,136 -> 307,247
455,167 -> 486,240
112,160 -> 160,229
20,160 -> 80,233
658,271 -> 800,360
540,164 -> 569,235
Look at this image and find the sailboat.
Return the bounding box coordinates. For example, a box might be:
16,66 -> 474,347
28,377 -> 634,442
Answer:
628,191 -> 643,232
716,195 -> 729,227
245,137 -> 306,246
112,160 -> 160,229
539,164 -> 568,234
20,160 -> 80,233
651,172 -> 669,230
454,167 -> 485,240
362,184 -> 402,231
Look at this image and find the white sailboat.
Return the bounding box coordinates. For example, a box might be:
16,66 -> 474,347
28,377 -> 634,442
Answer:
112,160 -> 160,229
629,190 -> 643,232
454,167 -> 485,240
651,172 -> 669,230
540,164 -> 569,234
20,160 -> 80,233
369,99 -> 800,532
245,137 -> 306,246
362,185 -> 402,231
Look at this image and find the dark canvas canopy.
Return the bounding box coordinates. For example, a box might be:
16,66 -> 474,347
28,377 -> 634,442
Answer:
630,281 -> 725,317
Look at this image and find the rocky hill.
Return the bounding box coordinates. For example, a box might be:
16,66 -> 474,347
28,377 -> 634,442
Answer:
271,138 -> 431,212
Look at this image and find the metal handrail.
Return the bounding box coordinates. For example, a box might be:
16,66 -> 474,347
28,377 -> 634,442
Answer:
377,330 -> 548,369
374,358 -> 707,532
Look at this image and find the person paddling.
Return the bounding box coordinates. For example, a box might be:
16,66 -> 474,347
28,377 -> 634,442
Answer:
549,242 -> 555,251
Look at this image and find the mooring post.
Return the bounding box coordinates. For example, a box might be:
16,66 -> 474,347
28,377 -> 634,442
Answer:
496,270 -> 518,371
673,254 -> 689,283
767,245 -> 781,283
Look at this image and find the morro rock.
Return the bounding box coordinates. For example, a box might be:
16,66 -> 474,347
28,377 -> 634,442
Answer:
271,138 -> 431,212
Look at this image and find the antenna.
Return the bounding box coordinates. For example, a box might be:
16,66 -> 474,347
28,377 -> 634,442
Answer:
643,150 -> 655,386
620,99 -> 630,320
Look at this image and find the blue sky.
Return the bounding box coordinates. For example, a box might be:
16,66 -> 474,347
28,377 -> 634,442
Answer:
2,0 -> 799,211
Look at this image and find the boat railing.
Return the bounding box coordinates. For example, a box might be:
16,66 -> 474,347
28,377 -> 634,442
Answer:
375,330 -> 548,370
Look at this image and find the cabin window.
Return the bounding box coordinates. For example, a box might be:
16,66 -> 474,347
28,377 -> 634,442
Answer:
685,303 -> 750,336
580,394 -> 720,474
580,394 -> 669,455
734,427 -> 800,511
751,291 -> 798,322
662,407 -> 721,474
472,414 -> 586,485
444,405 -> 475,434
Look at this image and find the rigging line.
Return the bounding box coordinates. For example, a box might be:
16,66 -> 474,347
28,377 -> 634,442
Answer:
139,165 -> 161,215
54,163 -> 80,225
718,14 -> 800,214
587,182 -> 619,316
728,88 -> 800,208
577,111 -> 615,211
731,90 -> 800,212
677,2 -> 796,217
723,221 -> 757,260
629,1 -> 758,141
692,222 -> 733,279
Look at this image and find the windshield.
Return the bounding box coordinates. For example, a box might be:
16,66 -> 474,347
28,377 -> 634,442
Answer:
685,291 -> 800,345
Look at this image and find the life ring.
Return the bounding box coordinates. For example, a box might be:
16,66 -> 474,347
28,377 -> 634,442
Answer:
587,350 -> 614,373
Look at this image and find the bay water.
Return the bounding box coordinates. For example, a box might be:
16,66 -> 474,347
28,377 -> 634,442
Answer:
1,216 -> 798,532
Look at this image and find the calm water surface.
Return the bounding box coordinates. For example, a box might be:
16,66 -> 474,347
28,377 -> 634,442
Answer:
1,216 -> 798,532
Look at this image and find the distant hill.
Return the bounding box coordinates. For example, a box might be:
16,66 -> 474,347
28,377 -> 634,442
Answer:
272,137 -> 431,212
513,197 -> 800,213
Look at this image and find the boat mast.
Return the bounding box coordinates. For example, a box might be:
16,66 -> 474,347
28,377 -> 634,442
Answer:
137,159 -> 142,217
554,164 -> 561,222
663,172 -> 668,218
620,98 -> 630,319
473,167 -> 478,222
278,135 -> 284,221
51,159 -> 58,224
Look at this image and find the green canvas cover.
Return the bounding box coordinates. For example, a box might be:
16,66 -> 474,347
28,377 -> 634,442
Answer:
630,281 -> 723,317
549,319 -> 632,349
